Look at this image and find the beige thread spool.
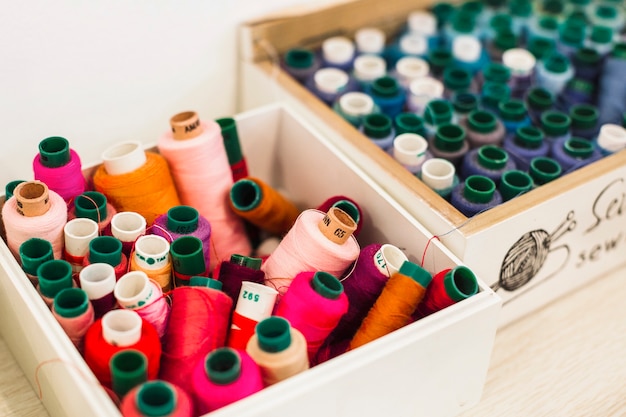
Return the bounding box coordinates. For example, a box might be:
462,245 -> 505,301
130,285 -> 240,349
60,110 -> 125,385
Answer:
14,181 -> 51,217
170,111 -> 203,140
318,206 -> 357,245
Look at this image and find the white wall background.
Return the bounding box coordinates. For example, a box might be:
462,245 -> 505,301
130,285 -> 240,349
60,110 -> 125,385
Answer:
0,0 -> 343,188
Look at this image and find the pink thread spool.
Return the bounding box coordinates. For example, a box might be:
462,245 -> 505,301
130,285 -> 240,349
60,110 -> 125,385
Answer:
52,287 -> 94,353
227,281 -> 278,350
191,347 -> 263,414
275,271 -> 349,361
121,380 -> 193,417
79,263 -> 117,319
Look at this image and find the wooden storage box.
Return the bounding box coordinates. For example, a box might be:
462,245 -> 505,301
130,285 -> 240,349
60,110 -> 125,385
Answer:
0,104 -> 501,417
238,0 -> 626,325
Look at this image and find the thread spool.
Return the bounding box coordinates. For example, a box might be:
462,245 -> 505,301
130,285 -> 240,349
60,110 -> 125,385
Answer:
121,380 -> 193,417
541,110 -> 571,144
63,218 -> 99,274
51,287 -> 94,352
169,236 -> 207,287
361,113 -> 395,150
246,317 -> 309,386
428,123 -> 469,166
85,236 -> 128,280
3,181 -> 66,260
111,212 -> 147,259
394,113 -> 427,137
352,54 -> 386,87
393,57 -> 429,90
19,238 -> 54,285
130,235 -> 172,292
460,145 -> 516,184
315,195 -> 363,237
595,124 -> 626,155
525,86 -> 555,125
110,349 -> 147,400
333,92 -> 377,127
192,347 -> 263,414
321,36 -> 355,71
499,169 -> 534,201
32,136 -> 86,203
229,177 -> 301,236
216,254 -> 265,306
68,191 -> 116,236
93,141 -> 181,225
366,76 -> 406,119
115,271 -> 171,338
37,259 -> 74,307
443,67 -> 474,98
283,48 -> 320,84
451,175 -> 503,217
452,35 -> 484,75
157,111 -> 251,270
452,93 -> 480,122
413,266 -> 479,319
423,99 -> 454,133
159,285 -> 233,396
502,48 -> 537,98
392,133 -> 429,174
350,261 -> 432,350
569,104 -> 600,140
502,125 -> 549,172
536,52 -> 574,96
307,67 -> 354,106
550,137 -> 603,172
216,117 -> 249,182
79,263 -> 117,319
227,281 -> 278,351
261,208 -> 360,296
462,110 -> 506,148
355,27 -> 386,55
427,47 -> 453,78
481,82 -> 511,113
498,99 -> 531,134
84,309 -> 161,389
406,76 -> 444,115
419,158 -> 459,199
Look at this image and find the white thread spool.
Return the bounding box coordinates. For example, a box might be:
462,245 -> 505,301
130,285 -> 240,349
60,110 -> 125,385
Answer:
102,141 -> 147,176
399,33 -> 428,56
114,271 -> 155,310
338,92 -> 375,118
353,55 -> 387,82
111,211 -> 146,244
421,158 -> 456,191
395,57 -> 430,89
314,68 -> 349,94
64,218 -> 99,273
355,27 -> 386,54
453,35 -> 482,64
408,10 -> 437,36
133,235 -> 170,271
322,36 -> 355,66
393,133 -> 429,173
597,124 -> 626,153
79,263 -> 116,301
408,76 -> 444,114
102,309 -> 142,347
502,48 -> 536,76
234,281 -> 279,322
373,244 -> 408,277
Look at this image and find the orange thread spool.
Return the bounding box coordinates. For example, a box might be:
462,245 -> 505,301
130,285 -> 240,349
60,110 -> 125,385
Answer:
129,253 -> 172,292
229,177 -> 301,236
349,260 -> 432,350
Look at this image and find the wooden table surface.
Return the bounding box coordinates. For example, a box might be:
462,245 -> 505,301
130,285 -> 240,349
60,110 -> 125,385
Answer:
0,266 -> 624,417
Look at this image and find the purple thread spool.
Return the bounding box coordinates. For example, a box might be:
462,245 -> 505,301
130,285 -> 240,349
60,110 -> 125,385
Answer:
503,125 -> 549,172
305,68 -> 356,107
462,109 -> 506,148
524,86 -> 555,125
320,36 -> 356,72
569,104 -> 600,140
428,123 -> 469,166
502,48 -> 537,98
550,137 -> 603,173
361,113 -> 395,151
499,170 -> 534,201
451,175 -> 503,217
572,47 -> 603,84
283,48 -> 320,84
217,255 -> 265,307
528,156 -> 563,187
461,145 -> 516,184
541,110 -> 571,144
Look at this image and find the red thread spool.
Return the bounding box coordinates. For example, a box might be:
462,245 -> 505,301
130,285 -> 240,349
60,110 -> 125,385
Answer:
227,281 -> 278,351
275,271 -> 349,361
159,281 -> 233,396
121,380 -> 193,417
84,310 -> 161,389
82,236 -> 129,281
413,266 -> 479,320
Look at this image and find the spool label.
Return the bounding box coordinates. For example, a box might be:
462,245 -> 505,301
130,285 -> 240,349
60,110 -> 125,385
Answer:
318,208 -> 356,245
373,248 -> 390,277
241,290 -> 260,303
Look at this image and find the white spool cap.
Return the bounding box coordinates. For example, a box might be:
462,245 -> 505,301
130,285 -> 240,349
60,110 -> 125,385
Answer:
409,76 -> 444,110
133,235 -> 170,271
102,141 -> 147,176
79,263 -> 116,301
395,57 -> 430,86
322,36 -> 355,65
114,271 -> 154,310
102,309 -> 142,347
393,133 -> 429,168
453,35 -> 482,63
314,68 -> 350,94
339,92 -> 375,117
502,48 -> 537,76
64,218 -> 99,257
355,27 -> 386,54
373,244 -> 409,277
421,158 -> 456,190
353,54 -> 387,82
597,124 -> 626,153
408,11 -> 437,36
399,33 -> 428,56
111,211 -> 147,243
235,281 -> 279,321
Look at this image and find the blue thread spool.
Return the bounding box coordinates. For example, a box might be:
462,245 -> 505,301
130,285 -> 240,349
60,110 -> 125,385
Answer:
536,52 -> 574,96
479,62 -> 511,89
572,47 -> 602,84
461,145 -> 516,184
283,48 -> 320,84
558,20 -> 585,57
550,137 -> 603,173
366,76 -> 406,119
509,0 -> 532,38
361,113 -> 395,150
451,175 -> 503,217
527,36 -> 556,62
528,15 -> 559,43
498,99 -> 530,135
529,156 -> 562,186
524,86 -> 555,125
598,43 -> 626,126
503,125 -> 549,172
569,104 -> 600,140
452,34 -> 486,75
588,25 -> 615,57
481,82 -> 510,113
594,123 -> 626,155
499,170 -> 533,201
541,110 -> 571,144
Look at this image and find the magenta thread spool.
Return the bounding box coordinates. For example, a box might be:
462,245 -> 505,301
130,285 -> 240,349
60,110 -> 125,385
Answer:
461,145 -> 516,184
283,48 -> 320,84
462,109 -> 506,148
33,136 -> 86,203
503,125 -> 550,172
451,175 -> 503,217
550,137 -> 603,173
541,110 -> 571,144
217,254 -> 265,307
366,76 -> 406,119
361,113 -> 395,150
529,156 -> 563,186
499,170 -> 534,201
428,123 -> 469,166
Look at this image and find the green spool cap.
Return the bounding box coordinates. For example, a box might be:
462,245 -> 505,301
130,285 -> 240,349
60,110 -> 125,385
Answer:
74,191 -> 107,223
612,43 -> 626,60
38,136 -> 70,168
490,13 -> 512,33
230,179 -> 262,211
485,0 -> 507,7
477,145 -> 508,170
216,117 -> 244,165
515,126 -> 544,149
395,113 -> 426,136
428,47 -> 453,75
444,266 -> 479,301
544,53 -> 570,74
565,11 -> 588,28
482,82 -> 511,110
482,63 -> 511,84
332,200 -> 360,225
111,349 -> 148,399
499,170 -> 534,201
452,93 -> 479,115
541,0 -> 564,15
595,4 -> 618,20
89,236 -> 123,266
363,113 -> 392,139
464,175 -> 496,204
167,205 -> 199,234
206,348 -> 242,385
529,156 -> 562,185
443,67 -> 472,92
569,0 -> 591,6
526,87 -> 554,111
468,110 -> 498,134
541,111 -> 571,136
435,123 -> 466,152
5,180 -> 26,200
564,137 -> 594,159
311,271 -> 343,300
230,254 -> 262,270
170,236 -> 206,276
560,23 -> 584,47
398,260 -> 432,288
509,0 -> 532,17
136,381 -> 176,417
494,29 -> 517,51
285,48 -> 315,69
574,48 -> 601,67
256,316 -> 292,353
19,238 -> 54,276
189,276 -> 223,290
570,104 -> 599,130
452,10 -> 476,34
424,99 -> 453,126
371,76 -> 400,98
53,288 -> 89,319
538,16 -> 559,32
460,0 -> 483,16
623,112 -> 626,128
37,259 -> 73,299
527,37 -> 556,60
590,25 -> 613,45
499,99 -> 527,122
432,2 -> 455,29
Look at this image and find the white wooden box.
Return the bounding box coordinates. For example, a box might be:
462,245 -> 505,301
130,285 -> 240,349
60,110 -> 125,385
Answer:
238,0 -> 626,326
0,104 -> 501,417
